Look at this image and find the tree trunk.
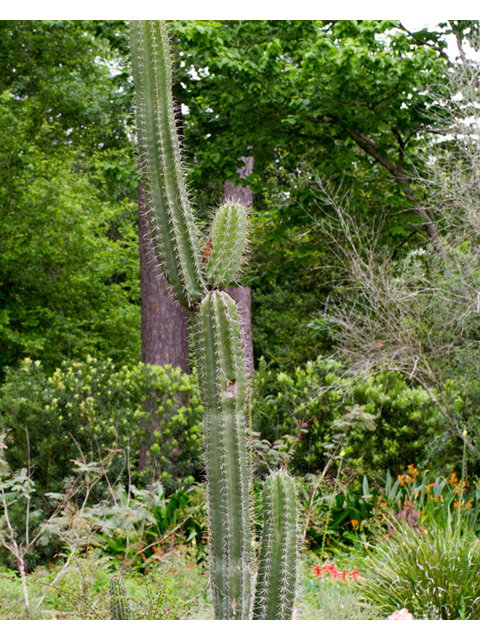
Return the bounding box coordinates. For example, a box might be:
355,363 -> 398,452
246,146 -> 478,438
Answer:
224,156 -> 255,378
138,182 -> 190,472
138,183 -> 190,371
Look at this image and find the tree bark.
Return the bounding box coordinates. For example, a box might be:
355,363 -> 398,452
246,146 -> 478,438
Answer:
138,183 -> 190,371
348,129 -> 447,258
224,155 -> 255,378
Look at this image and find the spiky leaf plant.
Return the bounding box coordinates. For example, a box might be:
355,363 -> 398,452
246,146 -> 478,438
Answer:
357,516 -> 480,619
129,20 -> 298,620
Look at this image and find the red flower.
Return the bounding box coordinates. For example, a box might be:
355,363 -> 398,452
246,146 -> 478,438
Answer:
326,562 -> 339,579
312,564 -> 323,577
349,567 -> 360,580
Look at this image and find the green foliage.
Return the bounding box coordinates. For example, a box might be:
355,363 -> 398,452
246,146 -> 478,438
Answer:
0,549 -> 210,620
94,483 -> 207,570
357,517 -> 480,619
0,357 -> 203,497
0,21 -> 140,377
252,356 -> 440,478
171,20 -> 471,369
298,460 -> 480,553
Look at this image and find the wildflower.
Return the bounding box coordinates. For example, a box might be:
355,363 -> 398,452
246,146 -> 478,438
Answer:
407,464 -> 419,477
351,519 -> 359,529
349,567 -> 360,580
388,608 -> 413,620
312,564 -> 322,578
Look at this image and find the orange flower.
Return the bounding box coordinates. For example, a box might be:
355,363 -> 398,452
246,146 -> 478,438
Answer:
351,519 -> 359,529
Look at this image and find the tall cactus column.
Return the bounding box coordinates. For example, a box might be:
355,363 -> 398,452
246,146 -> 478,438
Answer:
130,20 -> 297,620
191,291 -> 252,619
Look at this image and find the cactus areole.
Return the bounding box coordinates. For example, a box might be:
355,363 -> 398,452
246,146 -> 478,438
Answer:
130,20 -> 298,620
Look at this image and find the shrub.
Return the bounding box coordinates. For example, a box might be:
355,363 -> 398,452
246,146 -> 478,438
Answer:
357,517 -> 480,619
251,357 -> 441,480
0,357 -> 203,496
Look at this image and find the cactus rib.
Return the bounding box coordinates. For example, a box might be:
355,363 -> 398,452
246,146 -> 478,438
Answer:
130,21 -> 298,621
109,575 -> 133,620
205,201 -> 249,288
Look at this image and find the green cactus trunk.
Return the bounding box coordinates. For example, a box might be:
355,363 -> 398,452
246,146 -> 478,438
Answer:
130,20 -> 204,307
130,20 -> 297,620
191,290 -> 252,618
253,472 -> 298,620
109,575 -> 133,620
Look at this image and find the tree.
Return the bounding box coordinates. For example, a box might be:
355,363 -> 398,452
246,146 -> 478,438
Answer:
225,155 -> 255,377
138,184 -> 190,371
0,21 -> 141,377
172,20 -> 478,368
315,54 -> 480,469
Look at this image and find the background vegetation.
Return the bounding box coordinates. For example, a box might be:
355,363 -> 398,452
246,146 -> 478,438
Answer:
2,19 -> 480,619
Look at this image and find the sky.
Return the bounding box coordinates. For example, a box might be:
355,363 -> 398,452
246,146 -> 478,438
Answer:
400,19 -> 480,62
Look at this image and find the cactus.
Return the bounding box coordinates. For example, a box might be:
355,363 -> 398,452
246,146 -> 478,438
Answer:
253,472 -> 298,620
109,575 -> 133,620
130,20 -> 298,620
130,20 -> 205,308
204,201 -> 249,288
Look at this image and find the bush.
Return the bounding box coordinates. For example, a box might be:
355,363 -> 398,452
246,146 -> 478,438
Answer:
251,356 -> 441,479
0,357 -> 204,497
357,516 -> 480,619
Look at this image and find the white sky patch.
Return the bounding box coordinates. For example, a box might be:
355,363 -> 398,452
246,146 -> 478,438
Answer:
399,19 -> 480,63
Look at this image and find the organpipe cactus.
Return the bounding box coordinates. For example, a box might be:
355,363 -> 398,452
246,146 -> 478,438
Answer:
130,20 -> 298,619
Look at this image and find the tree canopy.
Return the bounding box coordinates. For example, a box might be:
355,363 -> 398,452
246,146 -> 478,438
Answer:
0,21 -> 140,377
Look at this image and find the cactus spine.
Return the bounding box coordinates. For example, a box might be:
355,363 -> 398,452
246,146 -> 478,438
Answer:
130,20 -> 204,307
109,575 -> 133,620
190,290 -> 251,618
130,20 -> 297,620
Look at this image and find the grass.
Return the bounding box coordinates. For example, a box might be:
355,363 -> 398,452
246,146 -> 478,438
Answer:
2,518 -> 479,620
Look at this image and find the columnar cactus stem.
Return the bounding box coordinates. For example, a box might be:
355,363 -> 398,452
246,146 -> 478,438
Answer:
130,20 -> 298,620
205,201 -> 249,289
253,472 -> 298,620
109,575 -> 133,620
130,20 -> 205,307
191,290 -> 251,618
